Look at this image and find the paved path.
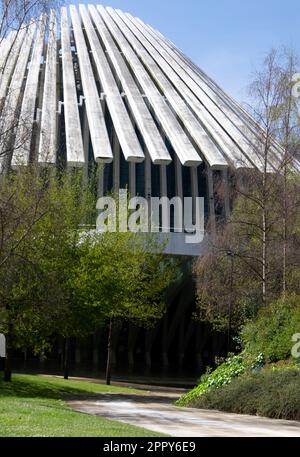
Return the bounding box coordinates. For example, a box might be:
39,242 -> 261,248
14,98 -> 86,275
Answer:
68,391 -> 300,437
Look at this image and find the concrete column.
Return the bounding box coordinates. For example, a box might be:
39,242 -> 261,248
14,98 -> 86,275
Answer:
145,326 -> 160,373
82,101 -> 90,180
128,324 -> 139,372
75,340 -> 81,366
222,168 -> 230,220
161,315 -> 169,370
160,164 -> 168,231
145,149 -> 152,199
191,166 -> 199,225
111,322 -> 122,369
144,149 -> 152,231
92,332 -> 100,370
145,350 -> 151,370
58,336 -> 64,369
97,163 -> 104,198
129,162 -> 136,197
195,323 -> 204,372
113,130 -> 120,192
178,317 -> 185,372
175,155 -> 183,198
175,155 -> 183,232
207,168 -> 216,237
34,56 -> 46,157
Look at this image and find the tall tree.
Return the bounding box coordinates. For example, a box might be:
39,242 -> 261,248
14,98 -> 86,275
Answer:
74,231 -> 178,385
0,167 -> 96,381
194,49 -> 300,340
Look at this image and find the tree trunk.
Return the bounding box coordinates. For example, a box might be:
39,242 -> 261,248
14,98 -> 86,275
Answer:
282,162 -> 287,295
4,324 -> 13,382
262,207 -> 267,305
262,148 -> 268,306
63,337 -> 70,380
106,318 -> 113,385
227,254 -> 234,352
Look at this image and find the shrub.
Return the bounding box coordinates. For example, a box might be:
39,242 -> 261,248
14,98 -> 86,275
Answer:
176,352 -> 263,406
242,294 -> 300,362
189,367 -> 300,421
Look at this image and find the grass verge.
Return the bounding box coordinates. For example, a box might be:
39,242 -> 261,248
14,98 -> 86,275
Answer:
0,374 -> 163,437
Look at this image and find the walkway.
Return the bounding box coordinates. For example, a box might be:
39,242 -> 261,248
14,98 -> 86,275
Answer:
68,390 -> 300,437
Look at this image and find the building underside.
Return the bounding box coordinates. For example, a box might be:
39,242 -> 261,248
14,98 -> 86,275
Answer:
0,5 -> 296,378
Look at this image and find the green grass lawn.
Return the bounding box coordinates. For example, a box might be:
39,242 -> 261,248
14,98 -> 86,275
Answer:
0,374 -> 163,437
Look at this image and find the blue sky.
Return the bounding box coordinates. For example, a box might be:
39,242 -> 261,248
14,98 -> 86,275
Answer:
69,0 -> 300,104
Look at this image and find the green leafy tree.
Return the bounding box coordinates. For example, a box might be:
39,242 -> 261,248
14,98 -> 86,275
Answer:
0,167 -> 96,381
73,231 -> 178,384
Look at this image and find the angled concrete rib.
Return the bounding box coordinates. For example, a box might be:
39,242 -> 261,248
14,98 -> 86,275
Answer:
144,21 -> 281,171
87,4 -> 171,165
114,9 -> 229,170
61,7 -> 85,166
0,28 -> 26,103
39,10 -> 58,165
0,31 -> 17,76
70,5 -> 113,164
0,23 -> 36,170
79,5 -> 144,163
97,5 -> 202,167
13,16 -> 46,167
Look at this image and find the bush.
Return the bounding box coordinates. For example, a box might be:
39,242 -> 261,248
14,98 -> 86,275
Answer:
176,352 -> 263,407
188,367 -> 300,421
242,294 -> 300,363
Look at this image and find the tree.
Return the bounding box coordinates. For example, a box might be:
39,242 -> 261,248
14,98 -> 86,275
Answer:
0,167 -> 96,381
247,49 -> 300,300
73,231 -> 178,385
0,1 -> 61,59
194,49 -> 300,342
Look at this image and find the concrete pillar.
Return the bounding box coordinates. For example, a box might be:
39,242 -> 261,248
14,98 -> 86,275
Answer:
34,55 -> 46,157
195,323 -> 204,372
207,168 -> 216,237
129,162 -> 136,197
57,336 -> 64,369
82,101 -> 90,180
75,340 -> 81,366
128,324 -> 139,372
161,315 -> 169,370
97,163 -> 104,198
92,332 -> 100,370
160,164 -> 169,231
222,168 -> 230,220
113,130 -> 120,192
178,317 -> 185,372
144,149 -> 152,231
175,155 -> 183,199
39,350 -> 46,369
145,329 -> 153,371
191,166 -> 199,225
111,322 -> 122,369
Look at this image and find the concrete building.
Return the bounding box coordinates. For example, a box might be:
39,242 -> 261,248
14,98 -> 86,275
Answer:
0,4 -> 293,378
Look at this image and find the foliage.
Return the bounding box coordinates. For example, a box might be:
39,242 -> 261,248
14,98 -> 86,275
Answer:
74,231 -> 177,327
186,367 -> 300,421
0,166 -> 178,382
176,352 -> 264,406
194,49 -> 300,332
242,294 -> 300,362
0,167 -> 97,354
